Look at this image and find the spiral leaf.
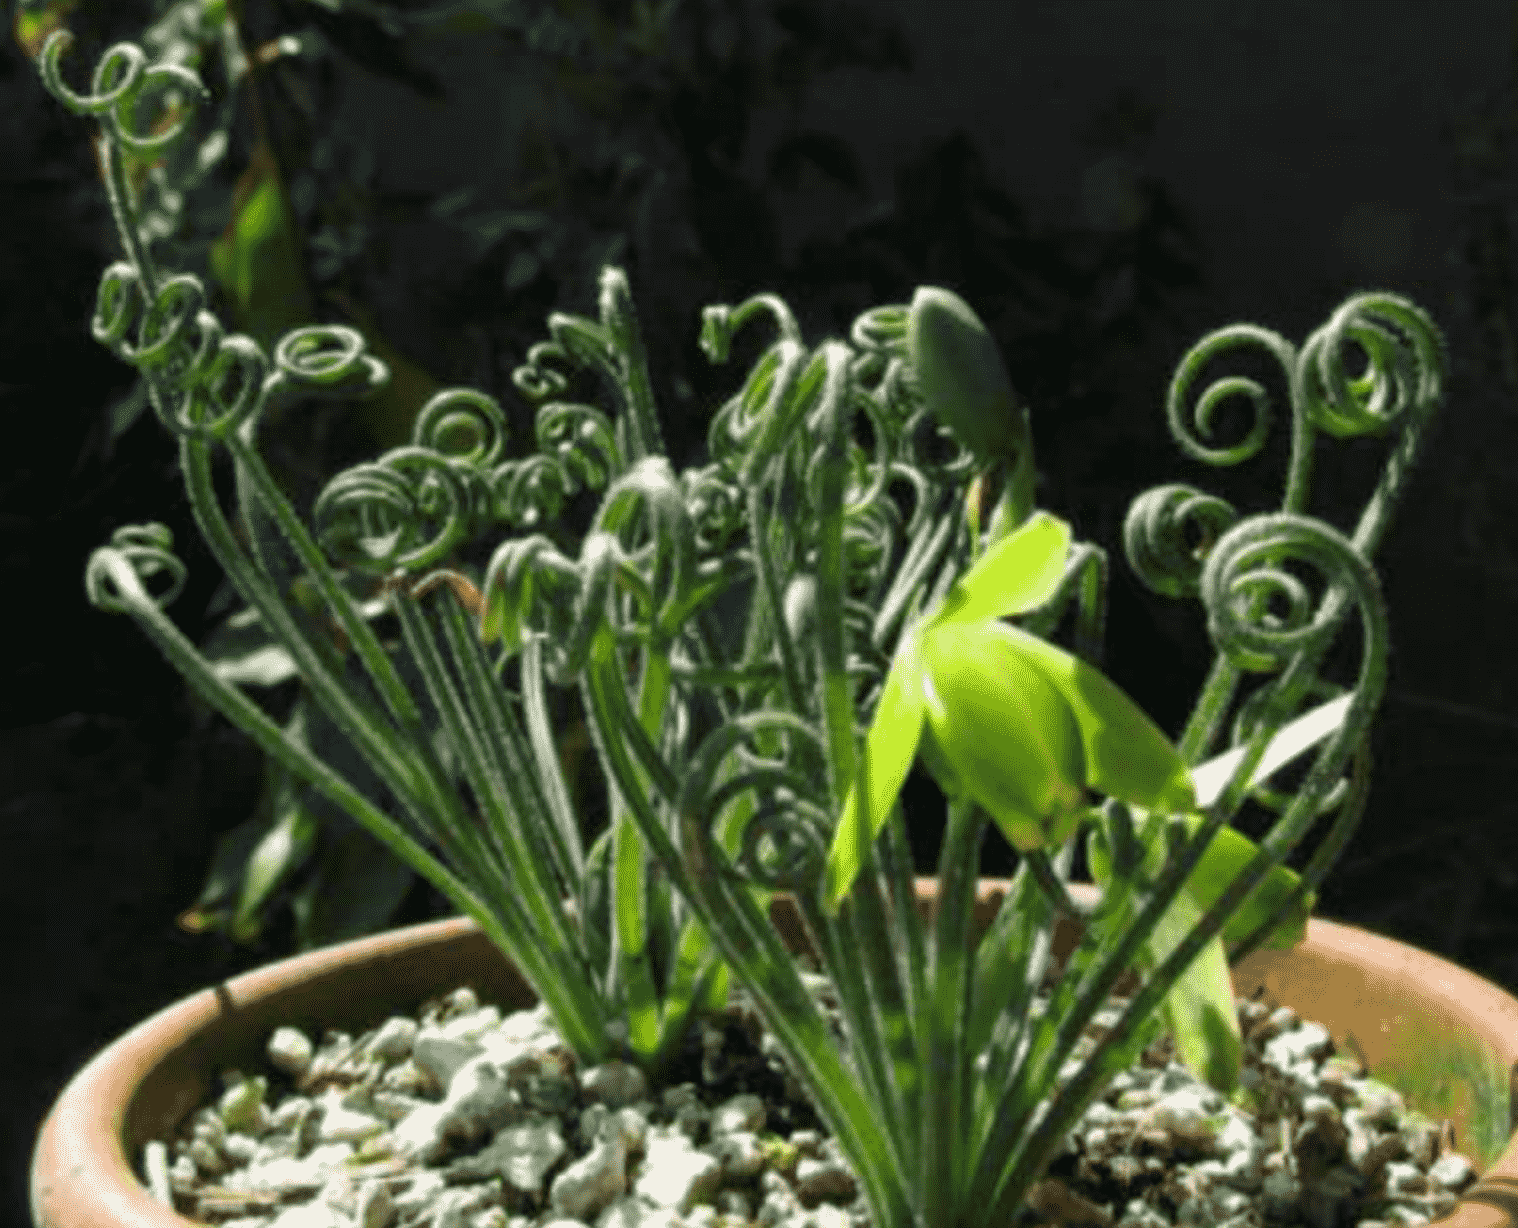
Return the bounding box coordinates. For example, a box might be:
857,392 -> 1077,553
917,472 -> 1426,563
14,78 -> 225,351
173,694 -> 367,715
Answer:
40,30 -> 209,153
1165,323 -> 1296,467
313,447 -> 471,575
1199,512 -> 1380,679
536,401 -> 620,492
593,457 -> 696,642
269,325 -> 388,399
1123,484 -> 1239,599
849,303 -> 909,356
682,465 -> 746,555
678,712 -> 831,892
513,341 -> 574,402
412,387 -> 510,468
85,523 -> 188,613
478,534 -> 579,655
489,455 -> 573,528
1298,291 -> 1448,439
699,292 -> 803,367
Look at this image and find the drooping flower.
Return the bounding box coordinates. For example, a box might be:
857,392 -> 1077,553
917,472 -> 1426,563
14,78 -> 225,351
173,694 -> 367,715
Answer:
823,511 -> 1195,910
820,510 -> 1324,1093
822,509 -> 1225,1076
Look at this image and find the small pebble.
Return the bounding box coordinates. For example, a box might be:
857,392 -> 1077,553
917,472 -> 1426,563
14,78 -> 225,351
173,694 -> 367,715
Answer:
269,1027 -> 315,1078
140,973 -> 1484,1228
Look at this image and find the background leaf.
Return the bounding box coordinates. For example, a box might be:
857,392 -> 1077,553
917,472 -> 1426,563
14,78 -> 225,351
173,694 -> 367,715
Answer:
232,791 -> 317,941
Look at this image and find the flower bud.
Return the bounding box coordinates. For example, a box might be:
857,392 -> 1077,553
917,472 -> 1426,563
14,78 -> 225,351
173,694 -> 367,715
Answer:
908,286 -> 1029,468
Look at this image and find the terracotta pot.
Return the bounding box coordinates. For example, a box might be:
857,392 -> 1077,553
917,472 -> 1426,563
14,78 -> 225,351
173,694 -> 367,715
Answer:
32,878 -> 1518,1228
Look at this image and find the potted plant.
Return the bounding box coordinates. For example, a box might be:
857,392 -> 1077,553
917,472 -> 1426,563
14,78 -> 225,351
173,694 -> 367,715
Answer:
31,23 -> 1517,1228
33,882 -> 1518,1228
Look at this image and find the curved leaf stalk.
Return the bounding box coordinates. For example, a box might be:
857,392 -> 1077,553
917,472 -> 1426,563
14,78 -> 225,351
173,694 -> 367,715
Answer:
82,539 -> 523,994
584,459 -> 690,1064
794,345 -> 925,1175
180,390 -> 460,858
517,634 -> 587,886
581,656 -> 914,1225
871,495 -> 959,653
918,797 -> 987,1218
427,586 -> 584,902
85,249 -> 440,813
44,29 -> 634,1070
598,266 -> 667,463
964,840 -> 1064,1127
809,342 -> 861,813
38,30 -> 197,303
129,309 -> 494,919
1225,730 -> 1373,967
391,589 -> 607,1014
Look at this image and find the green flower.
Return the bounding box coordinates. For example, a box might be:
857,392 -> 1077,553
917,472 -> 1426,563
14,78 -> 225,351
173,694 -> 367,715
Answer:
823,511 -> 1196,910
908,285 -> 1029,469
819,510 -> 1321,1093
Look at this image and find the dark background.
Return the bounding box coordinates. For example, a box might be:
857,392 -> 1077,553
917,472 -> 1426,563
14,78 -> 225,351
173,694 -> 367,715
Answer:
6,1 -> 1518,1222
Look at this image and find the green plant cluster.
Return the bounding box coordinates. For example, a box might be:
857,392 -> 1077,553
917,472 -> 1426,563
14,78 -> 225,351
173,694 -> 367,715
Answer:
18,0 -> 1217,950
36,12 -> 1452,1225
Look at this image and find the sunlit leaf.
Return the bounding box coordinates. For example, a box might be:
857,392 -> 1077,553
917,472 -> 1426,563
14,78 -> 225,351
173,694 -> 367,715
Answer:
822,630 -> 928,912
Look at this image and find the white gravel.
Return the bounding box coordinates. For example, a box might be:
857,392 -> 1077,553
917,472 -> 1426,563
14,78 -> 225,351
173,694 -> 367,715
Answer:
142,968 -> 1480,1228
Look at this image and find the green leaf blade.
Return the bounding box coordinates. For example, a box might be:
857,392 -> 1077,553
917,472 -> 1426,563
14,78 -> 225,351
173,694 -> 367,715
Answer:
1087,827 -> 1243,1093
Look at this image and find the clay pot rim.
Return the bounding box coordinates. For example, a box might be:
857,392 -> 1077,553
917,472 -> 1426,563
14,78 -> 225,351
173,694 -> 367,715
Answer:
31,877 -> 1518,1228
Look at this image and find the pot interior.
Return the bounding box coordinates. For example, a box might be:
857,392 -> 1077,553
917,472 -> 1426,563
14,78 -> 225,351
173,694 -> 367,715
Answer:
124,924 -> 534,1154
124,879 -> 1516,1174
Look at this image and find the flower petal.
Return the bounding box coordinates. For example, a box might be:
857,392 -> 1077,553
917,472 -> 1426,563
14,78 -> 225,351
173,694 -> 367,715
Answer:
918,621 -> 1085,847
822,631 -> 928,913
998,624 -> 1196,813
934,511 -> 1071,628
